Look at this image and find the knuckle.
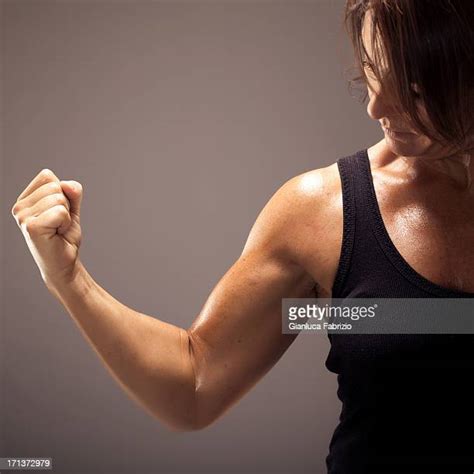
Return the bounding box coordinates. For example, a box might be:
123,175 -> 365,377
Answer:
52,203 -> 69,219
48,181 -> 62,194
58,204 -> 69,215
50,193 -> 66,206
23,217 -> 37,234
16,212 -> 25,225
11,202 -> 21,215
40,168 -> 53,177
40,169 -> 58,184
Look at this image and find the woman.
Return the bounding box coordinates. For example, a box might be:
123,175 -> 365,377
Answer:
323,2 -> 474,473
10,0 -> 474,472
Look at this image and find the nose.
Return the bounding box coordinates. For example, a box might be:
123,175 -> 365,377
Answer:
366,87 -> 398,121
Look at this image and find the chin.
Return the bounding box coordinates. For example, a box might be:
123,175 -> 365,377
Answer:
386,138 -> 441,162
384,131 -> 430,153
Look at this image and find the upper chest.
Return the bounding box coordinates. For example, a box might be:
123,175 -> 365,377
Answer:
298,160 -> 474,297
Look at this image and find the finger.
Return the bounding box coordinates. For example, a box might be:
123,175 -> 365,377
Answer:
17,169 -> 60,202
16,181 -> 69,213
60,181 -> 82,219
24,193 -> 70,221
24,204 -> 71,237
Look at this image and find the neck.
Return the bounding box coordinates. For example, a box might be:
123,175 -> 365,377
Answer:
376,139 -> 474,194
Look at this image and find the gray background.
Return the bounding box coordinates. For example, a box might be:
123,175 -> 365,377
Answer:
2,1 -> 380,473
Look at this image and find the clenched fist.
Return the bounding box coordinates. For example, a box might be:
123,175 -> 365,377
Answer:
11,168 -> 83,289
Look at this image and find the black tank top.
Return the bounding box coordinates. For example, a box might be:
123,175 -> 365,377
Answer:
325,148 -> 474,473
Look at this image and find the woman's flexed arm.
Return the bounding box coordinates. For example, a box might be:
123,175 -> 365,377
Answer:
38,258 -> 199,432
184,174 -> 318,429
14,169 -> 320,432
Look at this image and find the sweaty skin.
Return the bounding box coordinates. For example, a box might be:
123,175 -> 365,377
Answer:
359,9 -> 474,295
12,7 -> 474,433
13,128 -> 474,433
185,10 -> 474,423
12,143 -> 474,432
186,131 -> 474,427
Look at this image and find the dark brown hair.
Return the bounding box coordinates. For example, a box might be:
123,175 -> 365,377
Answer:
343,0 -> 474,151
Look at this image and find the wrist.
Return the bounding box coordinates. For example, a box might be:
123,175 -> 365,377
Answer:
46,260 -> 94,302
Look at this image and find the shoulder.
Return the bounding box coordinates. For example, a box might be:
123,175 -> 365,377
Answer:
275,162 -> 343,244
269,160 -> 342,209
286,162 -> 344,292
244,160 -> 344,293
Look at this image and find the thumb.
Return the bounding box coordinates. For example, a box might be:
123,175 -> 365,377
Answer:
60,180 -> 83,219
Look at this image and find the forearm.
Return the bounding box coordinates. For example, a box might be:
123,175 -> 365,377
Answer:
46,260 -> 198,432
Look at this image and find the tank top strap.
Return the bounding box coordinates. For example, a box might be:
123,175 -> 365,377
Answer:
331,148 -> 387,298
327,148 -> 404,373
332,147 -> 474,298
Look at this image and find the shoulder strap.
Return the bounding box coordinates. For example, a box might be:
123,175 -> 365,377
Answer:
332,149 -> 376,297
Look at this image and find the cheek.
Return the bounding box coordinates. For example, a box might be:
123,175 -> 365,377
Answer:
404,102 -> 432,136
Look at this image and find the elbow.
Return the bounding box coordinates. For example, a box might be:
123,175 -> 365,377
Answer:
157,329 -> 211,433
164,395 -> 216,432
160,405 -> 212,433
169,415 -> 216,433
170,394 -> 226,432
174,329 -> 228,432
150,402 -> 204,433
